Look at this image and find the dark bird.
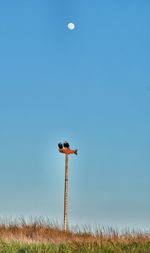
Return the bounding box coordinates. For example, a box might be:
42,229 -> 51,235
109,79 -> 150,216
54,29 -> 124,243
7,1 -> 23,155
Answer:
58,143 -> 63,149
63,141 -> 70,149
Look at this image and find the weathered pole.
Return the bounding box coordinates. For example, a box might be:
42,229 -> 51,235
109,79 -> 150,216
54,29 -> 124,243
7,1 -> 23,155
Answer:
64,154 -> 68,231
58,141 -> 77,232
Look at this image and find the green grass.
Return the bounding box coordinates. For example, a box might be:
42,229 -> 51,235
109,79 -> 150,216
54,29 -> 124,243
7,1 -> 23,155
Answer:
0,241 -> 150,253
0,219 -> 150,252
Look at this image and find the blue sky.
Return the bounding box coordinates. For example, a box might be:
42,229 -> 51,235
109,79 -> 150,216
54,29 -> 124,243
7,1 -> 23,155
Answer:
0,0 -> 150,230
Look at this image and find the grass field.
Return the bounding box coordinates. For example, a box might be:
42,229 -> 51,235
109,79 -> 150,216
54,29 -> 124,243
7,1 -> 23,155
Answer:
0,240 -> 150,253
0,218 -> 150,252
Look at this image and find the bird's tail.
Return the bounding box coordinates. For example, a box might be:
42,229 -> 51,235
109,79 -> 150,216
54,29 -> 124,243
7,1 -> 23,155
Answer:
74,149 -> 78,155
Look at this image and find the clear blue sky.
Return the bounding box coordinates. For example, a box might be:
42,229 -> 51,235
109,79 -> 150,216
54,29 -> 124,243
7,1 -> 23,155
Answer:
0,0 -> 150,230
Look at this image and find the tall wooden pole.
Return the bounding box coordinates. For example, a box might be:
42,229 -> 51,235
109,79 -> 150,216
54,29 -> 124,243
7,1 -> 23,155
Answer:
64,154 -> 68,231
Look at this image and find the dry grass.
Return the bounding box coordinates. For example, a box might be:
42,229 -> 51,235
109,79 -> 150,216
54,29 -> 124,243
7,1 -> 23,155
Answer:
0,217 -> 150,246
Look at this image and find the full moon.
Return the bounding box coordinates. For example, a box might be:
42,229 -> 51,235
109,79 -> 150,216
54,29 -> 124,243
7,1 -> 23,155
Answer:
67,23 -> 75,30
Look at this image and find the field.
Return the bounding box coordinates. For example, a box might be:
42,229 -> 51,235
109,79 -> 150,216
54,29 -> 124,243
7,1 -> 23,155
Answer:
0,219 -> 150,252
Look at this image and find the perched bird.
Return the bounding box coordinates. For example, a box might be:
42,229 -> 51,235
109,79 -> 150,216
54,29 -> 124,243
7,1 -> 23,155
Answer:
58,142 -> 63,149
63,141 -> 70,149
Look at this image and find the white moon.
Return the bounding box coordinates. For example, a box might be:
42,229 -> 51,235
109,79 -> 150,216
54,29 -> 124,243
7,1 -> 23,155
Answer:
68,23 -> 75,30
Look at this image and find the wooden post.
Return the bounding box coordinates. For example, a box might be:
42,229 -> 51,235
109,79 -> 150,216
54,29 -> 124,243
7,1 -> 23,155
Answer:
64,154 -> 68,231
